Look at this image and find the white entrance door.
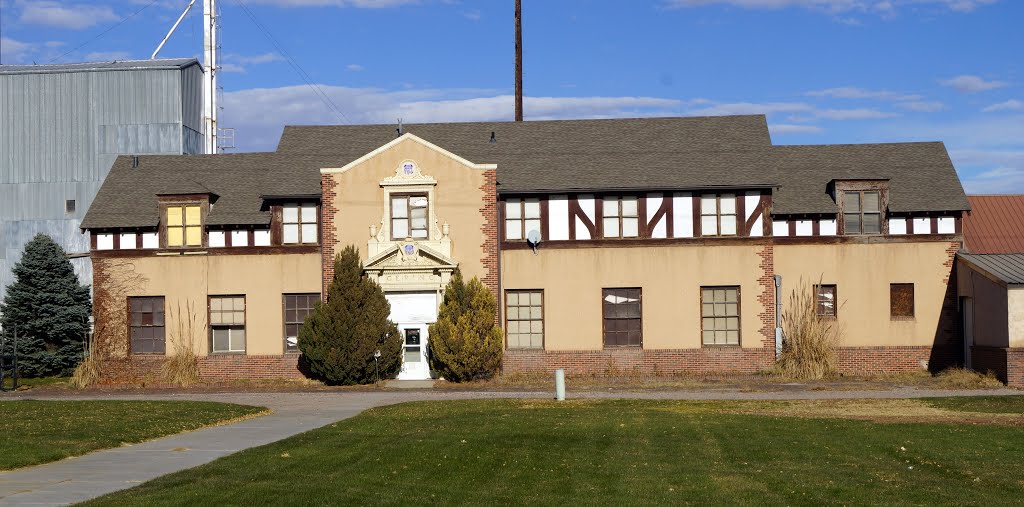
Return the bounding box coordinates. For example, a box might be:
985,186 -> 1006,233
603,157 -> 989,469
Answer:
386,292 -> 438,380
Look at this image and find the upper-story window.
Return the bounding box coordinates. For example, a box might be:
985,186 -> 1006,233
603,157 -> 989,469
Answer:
842,190 -> 882,235
392,194 -> 428,240
166,205 -> 202,247
505,198 -> 541,240
283,203 -> 318,244
700,194 -> 737,237
602,196 -> 639,238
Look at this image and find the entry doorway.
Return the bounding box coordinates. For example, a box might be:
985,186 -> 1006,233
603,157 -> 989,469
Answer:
961,296 -> 974,369
386,292 -> 438,380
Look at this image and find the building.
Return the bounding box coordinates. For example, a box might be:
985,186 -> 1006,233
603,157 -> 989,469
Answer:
0,59 -> 204,306
957,195 -> 1024,386
80,115 -> 971,382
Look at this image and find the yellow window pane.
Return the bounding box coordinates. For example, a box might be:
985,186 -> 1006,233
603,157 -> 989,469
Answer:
185,226 -> 202,246
185,206 -> 201,225
168,227 -> 184,246
167,207 -> 183,226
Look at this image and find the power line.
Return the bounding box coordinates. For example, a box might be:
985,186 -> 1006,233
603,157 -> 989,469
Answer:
47,0 -> 162,64
229,0 -> 349,124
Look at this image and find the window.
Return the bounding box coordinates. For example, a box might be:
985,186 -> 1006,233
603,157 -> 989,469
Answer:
283,204 -> 318,244
602,288 -> 642,347
505,198 -> 541,241
210,296 -> 246,353
890,283 -> 914,319
602,196 -> 639,238
129,297 -> 165,354
65,199 -> 76,214
506,290 -> 543,348
843,191 -> 882,235
700,194 -> 737,236
391,194 -> 428,240
284,294 -> 318,352
167,205 -> 202,247
701,286 -> 740,346
815,284 -> 837,317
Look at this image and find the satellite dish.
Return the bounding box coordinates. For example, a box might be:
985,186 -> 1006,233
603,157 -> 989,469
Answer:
526,229 -> 541,255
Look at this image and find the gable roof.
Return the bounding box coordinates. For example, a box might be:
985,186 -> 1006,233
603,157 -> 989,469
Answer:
80,152 -> 340,230
82,115 -> 971,230
962,195 -> 1024,254
958,253 -> 1024,286
768,142 -> 969,214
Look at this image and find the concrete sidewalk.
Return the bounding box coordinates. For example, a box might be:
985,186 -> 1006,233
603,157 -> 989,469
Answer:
1,388 -> 1019,505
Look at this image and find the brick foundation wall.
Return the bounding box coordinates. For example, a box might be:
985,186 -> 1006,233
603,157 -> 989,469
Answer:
1008,349 -> 1024,388
98,354 -> 304,384
502,348 -> 775,376
836,346 -> 952,374
320,173 -> 339,300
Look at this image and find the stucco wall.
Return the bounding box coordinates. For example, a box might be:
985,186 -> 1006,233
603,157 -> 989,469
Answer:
501,244 -> 769,351
325,138 -> 490,283
1009,288 -> 1024,348
95,253 -> 320,357
775,242 -> 955,347
957,259 -> 1010,348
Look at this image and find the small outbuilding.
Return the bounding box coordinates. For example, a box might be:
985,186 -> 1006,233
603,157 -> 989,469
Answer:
958,195 -> 1024,386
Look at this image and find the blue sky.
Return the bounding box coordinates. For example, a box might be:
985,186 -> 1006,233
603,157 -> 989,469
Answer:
1,0 -> 1022,192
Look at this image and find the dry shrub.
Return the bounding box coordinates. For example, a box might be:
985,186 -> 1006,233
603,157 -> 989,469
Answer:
935,367 -> 1004,389
776,277 -> 842,380
161,301 -> 200,387
70,326 -> 101,389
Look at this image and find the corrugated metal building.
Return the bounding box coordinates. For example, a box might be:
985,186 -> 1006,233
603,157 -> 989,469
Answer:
0,58 -> 204,305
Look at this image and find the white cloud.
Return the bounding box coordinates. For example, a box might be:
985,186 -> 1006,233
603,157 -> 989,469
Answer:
960,166 -> 1024,194
982,99 -> 1024,113
239,0 -> 418,7
814,108 -> 899,120
0,36 -> 36,63
806,87 -> 922,101
662,0 -> 999,15
18,1 -> 119,30
896,100 -> 945,112
940,75 -> 1008,93
220,53 -> 285,73
346,64 -> 365,72
687,101 -> 813,116
462,9 -> 482,21
770,124 -> 825,135
85,51 -> 132,61
221,85 -> 683,150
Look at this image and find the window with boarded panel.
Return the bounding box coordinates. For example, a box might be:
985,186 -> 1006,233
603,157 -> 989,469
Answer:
815,284 -> 837,317
603,288 -> 642,347
284,294 -> 318,352
130,297 -> 165,354
701,286 -> 740,346
506,290 -> 543,349
890,283 -> 914,319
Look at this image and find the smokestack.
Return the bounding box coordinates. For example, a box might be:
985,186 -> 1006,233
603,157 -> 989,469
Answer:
515,0 -> 523,122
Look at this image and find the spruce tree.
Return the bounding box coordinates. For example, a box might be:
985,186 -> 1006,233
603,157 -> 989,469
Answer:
428,271 -> 503,382
0,234 -> 92,377
298,246 -> 402,385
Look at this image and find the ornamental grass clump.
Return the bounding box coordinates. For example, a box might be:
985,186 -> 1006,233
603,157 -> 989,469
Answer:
777,277 -> 841,380
428,271 -> 503,382
70,327 -> 101,389
161,301 -> 200,387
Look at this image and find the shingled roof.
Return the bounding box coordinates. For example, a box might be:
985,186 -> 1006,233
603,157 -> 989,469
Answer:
81,153 -> 341,229
82,115 -> 970,230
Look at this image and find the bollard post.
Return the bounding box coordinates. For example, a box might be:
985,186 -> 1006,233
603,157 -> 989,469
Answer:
555,369 -> 566,401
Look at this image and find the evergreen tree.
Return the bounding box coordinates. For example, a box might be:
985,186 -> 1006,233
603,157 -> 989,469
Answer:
428,271 -> 503,382
0,234 -> 91,377
298,246 -> 402,385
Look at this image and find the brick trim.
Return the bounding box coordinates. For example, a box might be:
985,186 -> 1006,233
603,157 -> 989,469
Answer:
321,174 -> 339,300
756,244 -> 775,349
479,168 -> 499,304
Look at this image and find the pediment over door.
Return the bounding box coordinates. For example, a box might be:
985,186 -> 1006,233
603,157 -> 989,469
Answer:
364,241 -> 457,292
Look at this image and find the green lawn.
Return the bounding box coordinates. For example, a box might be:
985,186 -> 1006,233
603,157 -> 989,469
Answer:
923,395 -> 1024,413
0,400 -> 266,470
85,397 -> 1024,506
